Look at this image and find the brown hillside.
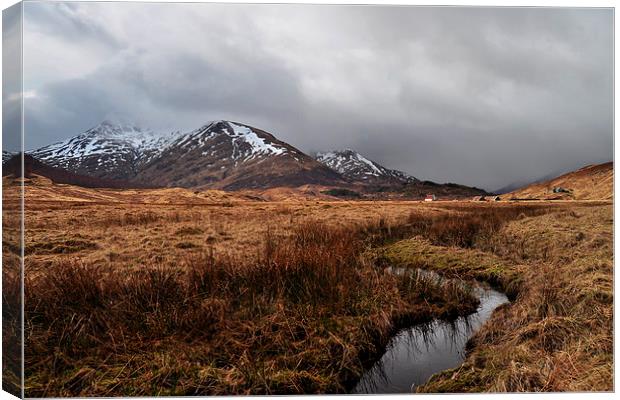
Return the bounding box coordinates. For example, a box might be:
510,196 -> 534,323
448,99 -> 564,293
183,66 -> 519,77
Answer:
3,173 -> 258,205
3,154 -> 155,189
508,162 -> 613,200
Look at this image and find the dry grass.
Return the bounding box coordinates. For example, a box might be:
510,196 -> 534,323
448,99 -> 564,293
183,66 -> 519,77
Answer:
381,203 -> 613,392
2,182 -> 23,397
22,218 -> 478,396
5,176 -> 612,394
21,197 -> 456,272
507,162 -> 612,200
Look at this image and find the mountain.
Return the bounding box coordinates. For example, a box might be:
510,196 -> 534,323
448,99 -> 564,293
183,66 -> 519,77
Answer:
133,121 -> 343,190
30,120 -> 343,190
314,149 -> 486,199
3,150 -> 15,164
3,153 -> 152,189
315,149 -> 417,185
26,120 -> 494,197
30,121 -> 174,181
507,162 -> 613,200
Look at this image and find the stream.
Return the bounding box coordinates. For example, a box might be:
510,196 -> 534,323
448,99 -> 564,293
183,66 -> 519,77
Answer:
352,269 -> 509,394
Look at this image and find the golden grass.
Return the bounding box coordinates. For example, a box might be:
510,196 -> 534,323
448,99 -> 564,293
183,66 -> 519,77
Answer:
508,162 -> 612,200
2,176 -> 612,394
18,209 -> 479,396
2,182 -> 22,397
381,204 -> 613,392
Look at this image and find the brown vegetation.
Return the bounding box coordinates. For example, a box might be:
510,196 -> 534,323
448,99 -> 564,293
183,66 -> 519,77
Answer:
381,203 -> 613,392
2,181 -> 22,397
22,218 -> 478,396
4,175 -> 612,395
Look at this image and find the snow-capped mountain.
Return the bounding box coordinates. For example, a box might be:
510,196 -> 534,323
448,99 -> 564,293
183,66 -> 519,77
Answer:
30,121 -> 176,181
315,149 -> 417,185
29,120 -> 343,190
2,150 -> 16,164
22,120 -> 491,198
134,120 -> 343,189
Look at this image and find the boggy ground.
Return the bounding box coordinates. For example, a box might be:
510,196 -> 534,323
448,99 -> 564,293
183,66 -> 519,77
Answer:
4,181 -> 612,395
14,191 -> 484,396
380,203 -> 613,392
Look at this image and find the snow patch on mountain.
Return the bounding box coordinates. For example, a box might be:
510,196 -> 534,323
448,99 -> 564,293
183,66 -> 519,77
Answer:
28,120 -> 296,180
166,120 -> 289,162
316,149 -> 417,183
33,121 -> 169,158
227,122 -> 287,159
2,150 -> 16,164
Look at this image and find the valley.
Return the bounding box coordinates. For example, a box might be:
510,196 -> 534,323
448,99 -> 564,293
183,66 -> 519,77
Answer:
2,120 -> 613,396
4,4 -> 612,397
2,171 -> 613,395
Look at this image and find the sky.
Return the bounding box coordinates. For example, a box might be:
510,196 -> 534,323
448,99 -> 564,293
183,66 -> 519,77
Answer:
4,2 -> 613,190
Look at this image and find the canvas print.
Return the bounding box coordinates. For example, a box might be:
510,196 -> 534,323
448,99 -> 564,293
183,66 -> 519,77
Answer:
1,2 -> 613,397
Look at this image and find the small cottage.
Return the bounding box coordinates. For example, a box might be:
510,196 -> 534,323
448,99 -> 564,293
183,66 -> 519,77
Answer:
424,194 -> 436,202
472,195 -> 486,201
492,196 -> 501,201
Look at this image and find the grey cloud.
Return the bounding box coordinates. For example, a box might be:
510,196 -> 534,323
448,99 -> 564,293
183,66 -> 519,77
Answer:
3,2 -> 22,153
23,2 -> 121,49
19,3 -> 613,190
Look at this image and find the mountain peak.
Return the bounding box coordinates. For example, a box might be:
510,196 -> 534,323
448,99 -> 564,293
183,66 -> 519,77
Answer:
86,120 -> 153,138
316,149 -> 417,185
189,120 -> 289,159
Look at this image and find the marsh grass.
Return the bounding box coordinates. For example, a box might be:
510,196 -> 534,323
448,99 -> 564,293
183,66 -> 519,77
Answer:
23,219 -> 479,396
19,199 -> 611,395
2,260 -> 21,397
379,204 -> 612,392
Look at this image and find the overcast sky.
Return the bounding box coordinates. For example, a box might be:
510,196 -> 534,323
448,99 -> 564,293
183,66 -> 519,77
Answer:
6,2 -> 614,190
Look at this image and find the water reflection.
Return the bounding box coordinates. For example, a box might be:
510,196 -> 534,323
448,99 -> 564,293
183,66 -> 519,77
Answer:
353,272 -> 508,394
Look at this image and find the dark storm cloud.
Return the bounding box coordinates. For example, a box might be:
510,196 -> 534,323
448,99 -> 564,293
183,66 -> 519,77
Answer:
20,3 -> 613,190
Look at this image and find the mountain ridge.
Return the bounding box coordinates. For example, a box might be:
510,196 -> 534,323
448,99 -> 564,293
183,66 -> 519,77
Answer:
25,119 -> 490,199
30,120 -> 344,190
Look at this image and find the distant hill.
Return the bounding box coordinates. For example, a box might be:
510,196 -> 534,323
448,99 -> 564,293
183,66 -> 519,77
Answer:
507,162 -> 612,200
315,149 -> 417,186
3,153 -> 154,189
392,180 -> 488,200
2,167 -> 256,205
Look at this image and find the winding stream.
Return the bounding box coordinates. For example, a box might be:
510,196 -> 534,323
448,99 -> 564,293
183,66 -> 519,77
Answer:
352,269 -> 509,394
